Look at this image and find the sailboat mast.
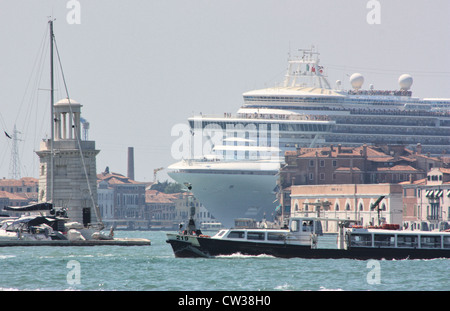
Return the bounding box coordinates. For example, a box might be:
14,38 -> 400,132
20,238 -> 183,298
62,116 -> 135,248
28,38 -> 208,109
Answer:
49,19 -> 54,203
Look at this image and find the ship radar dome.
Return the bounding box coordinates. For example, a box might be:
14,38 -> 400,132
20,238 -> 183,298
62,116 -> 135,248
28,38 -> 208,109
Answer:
398,74 -> 413,90
350,73 -> 364,90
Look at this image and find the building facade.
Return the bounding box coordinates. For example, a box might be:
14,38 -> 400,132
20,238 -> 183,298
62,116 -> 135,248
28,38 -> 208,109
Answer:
146,190 -> 217,229
97,171 -> 147,229
290,184 -> 404,232
402,168 -> 450,231
281,144 -> 440,188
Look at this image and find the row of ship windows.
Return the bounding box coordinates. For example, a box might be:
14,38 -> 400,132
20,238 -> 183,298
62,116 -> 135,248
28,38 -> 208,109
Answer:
243,104 -> 450,119
191,121 -> 330,132
333,126 -> 450,136
244,96 -> 412,106
327,135 -> 450,145
335,117 -> 437,127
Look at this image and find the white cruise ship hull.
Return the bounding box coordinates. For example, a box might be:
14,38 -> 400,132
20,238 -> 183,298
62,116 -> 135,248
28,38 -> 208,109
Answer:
168,160 -> 280,227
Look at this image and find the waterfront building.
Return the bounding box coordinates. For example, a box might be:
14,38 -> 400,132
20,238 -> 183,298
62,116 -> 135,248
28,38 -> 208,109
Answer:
290,183 -> 404,232
36,98 -> 100,226
0,177 -> 39,196
97,171 -> 148,229
145,190 -> 178,229
278,144 -> 442,220
281,144 -> 441,188
0,177 -> 39,215
146,190 -> 216,229
0,191 -> 31,217
401,168 -> 450,231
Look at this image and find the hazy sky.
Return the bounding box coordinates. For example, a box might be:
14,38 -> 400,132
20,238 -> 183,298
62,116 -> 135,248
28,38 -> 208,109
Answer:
0,0 -> 449,182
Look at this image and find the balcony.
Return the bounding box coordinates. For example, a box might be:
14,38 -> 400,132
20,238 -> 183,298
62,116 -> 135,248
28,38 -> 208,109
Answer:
426,215 -> 441,221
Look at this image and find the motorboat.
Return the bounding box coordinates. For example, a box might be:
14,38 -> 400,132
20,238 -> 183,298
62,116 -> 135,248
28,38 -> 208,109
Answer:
166,216 -> 450,260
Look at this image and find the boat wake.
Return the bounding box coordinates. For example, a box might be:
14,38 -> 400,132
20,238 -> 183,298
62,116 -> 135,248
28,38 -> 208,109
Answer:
216,252 -> 275,259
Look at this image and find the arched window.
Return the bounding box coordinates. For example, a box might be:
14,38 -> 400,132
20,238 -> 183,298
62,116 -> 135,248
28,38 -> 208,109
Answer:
359,203 -> 364,211
346,203 -> 351,211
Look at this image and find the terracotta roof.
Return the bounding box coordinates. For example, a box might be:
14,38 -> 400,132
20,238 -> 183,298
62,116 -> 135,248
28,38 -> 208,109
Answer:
145,190 -> 180,204
399,178 -> 427,185
287,145 -> 437,165
437,167 -> 450,175
97,172 -> 140,185
0,177 -> 38,187
0,191 -> 29,201
284,150 -> 298,156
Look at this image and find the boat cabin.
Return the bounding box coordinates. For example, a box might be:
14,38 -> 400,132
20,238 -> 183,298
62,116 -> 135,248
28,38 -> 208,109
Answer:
289,217 -> 323,235
348,227 -> 450,250
213,217 -> 323,245
214,228 -> 289,243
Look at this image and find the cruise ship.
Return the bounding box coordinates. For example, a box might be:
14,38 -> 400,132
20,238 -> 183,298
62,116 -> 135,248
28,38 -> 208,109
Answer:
168,48 -> 450,227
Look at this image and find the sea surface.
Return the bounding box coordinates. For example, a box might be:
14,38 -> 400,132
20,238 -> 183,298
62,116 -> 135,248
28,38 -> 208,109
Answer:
0,230 -> 448,291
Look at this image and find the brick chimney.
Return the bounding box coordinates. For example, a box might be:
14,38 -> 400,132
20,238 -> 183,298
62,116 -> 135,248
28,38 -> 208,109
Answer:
127,147 -> 135,180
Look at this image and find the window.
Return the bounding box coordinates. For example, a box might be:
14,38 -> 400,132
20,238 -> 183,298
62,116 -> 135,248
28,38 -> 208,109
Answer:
420,236 -> 441,248
290,220 -> 299,232
374,234 -> 395,247
247,232 -> 265,240
320,173 -> 325,180
320,160 -> 325,167
309,160 -> 314,167
217,230 -> 226,237
56,165 -> 67,176
397,235 -> 418,248
267,233 -> 286,241
332,160 -> 337,167
309,173 -> 314,180
227,231 -> 245,239
350,234 -> 372,247
444,236 -> 450,249
345,203 -> 351,211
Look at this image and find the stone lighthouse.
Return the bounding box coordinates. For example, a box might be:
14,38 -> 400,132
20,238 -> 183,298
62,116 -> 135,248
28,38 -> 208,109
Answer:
36,98 -> 101,227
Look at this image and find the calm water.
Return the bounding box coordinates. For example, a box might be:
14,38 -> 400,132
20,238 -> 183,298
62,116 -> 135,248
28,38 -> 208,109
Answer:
0,230 -> 448,291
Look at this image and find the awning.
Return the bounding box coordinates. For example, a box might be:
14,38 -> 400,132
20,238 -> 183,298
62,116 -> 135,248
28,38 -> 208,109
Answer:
3,202 -> 53,212
12,216 -> 56,226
